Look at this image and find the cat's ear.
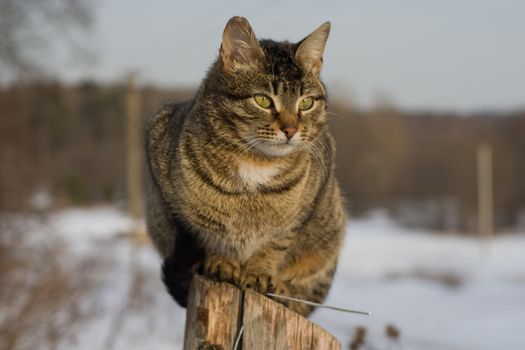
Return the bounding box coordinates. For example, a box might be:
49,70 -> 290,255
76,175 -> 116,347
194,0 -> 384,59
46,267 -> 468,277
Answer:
220,16 -> 264,73
295,22 -> 331,76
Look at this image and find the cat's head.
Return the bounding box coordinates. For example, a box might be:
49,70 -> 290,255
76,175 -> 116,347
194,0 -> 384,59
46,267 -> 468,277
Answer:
205,16 -> 331,157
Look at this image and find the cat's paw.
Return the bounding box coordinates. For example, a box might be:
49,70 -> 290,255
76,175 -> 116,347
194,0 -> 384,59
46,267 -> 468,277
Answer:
240,271 -> 273,294
203,255 -> 241,285
269,280 -> 290,296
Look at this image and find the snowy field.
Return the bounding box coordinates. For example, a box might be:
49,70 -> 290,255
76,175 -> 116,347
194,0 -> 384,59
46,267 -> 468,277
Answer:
4,207 -> 525,349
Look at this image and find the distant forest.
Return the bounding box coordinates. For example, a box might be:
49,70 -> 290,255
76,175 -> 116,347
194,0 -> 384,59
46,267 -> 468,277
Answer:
1,81 -> 524,232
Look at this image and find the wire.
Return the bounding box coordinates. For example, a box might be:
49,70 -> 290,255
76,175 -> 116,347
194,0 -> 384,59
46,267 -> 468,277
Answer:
266,293 -> 372,316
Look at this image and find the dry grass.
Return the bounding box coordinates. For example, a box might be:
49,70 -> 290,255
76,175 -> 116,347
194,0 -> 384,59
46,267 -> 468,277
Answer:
349,324 -> 403,350
0,215 -> 103,350
384,268 -> 464,289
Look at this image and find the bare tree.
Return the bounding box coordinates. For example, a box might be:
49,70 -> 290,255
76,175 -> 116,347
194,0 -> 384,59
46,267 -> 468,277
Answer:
0,0 -> 93,80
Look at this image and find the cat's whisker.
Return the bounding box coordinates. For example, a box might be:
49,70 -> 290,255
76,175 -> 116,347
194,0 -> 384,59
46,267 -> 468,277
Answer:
304,143 -> 326,179
203,131 -> 234,148
241,138 -> 263,155
318,138 -> 334,160
203,126 -> 247,154
326,111 -> 345,119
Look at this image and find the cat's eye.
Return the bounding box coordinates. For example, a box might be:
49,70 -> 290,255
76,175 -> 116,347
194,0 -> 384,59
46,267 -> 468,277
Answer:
254,94 -> 273,109
299,97 -> 314,111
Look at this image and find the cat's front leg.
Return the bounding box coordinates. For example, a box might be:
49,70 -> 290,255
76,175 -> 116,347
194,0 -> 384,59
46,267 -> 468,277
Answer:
240,236 -> 293,294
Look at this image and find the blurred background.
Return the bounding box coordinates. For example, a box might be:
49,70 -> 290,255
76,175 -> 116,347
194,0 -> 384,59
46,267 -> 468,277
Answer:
1,1 -> 524,349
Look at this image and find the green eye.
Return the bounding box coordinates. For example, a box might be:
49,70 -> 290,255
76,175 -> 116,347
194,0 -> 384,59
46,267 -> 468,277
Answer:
299,96 -> 314,111
254,94 -> 272,109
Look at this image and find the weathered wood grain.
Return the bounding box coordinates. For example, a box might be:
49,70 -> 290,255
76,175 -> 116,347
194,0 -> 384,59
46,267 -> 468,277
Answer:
242,289 -> 341,350
183,275 -> 242,350
184,275 -> 341,350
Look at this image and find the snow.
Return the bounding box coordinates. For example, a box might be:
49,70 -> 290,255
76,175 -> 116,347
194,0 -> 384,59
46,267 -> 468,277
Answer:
311,211 -> 525,350
51,206 -> 135,239
9,207 -> 525,349
46,207 -> 187,349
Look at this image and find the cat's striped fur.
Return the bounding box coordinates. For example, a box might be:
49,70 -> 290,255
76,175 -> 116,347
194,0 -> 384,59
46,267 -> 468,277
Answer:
145,16 -> 346,316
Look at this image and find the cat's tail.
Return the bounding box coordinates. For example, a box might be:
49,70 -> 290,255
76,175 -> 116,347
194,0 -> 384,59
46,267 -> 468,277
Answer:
161,255 -> 200,307
160,216 -> 204,307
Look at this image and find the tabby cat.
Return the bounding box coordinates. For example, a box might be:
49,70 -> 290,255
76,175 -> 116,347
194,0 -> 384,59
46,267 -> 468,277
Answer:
145,16 -> 346,316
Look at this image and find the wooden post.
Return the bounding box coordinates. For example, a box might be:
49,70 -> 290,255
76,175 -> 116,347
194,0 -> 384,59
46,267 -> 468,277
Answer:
477,144 -> 493,239
184,275 -> 341,350
125,74 -> 144,240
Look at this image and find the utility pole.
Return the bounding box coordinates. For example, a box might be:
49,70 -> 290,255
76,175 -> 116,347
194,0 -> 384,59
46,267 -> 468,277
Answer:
477,144 -> 493,239
126,74 -> 144,240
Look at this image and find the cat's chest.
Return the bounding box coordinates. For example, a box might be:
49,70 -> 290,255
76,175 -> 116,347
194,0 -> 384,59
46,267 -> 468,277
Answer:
237,160 -> 282,187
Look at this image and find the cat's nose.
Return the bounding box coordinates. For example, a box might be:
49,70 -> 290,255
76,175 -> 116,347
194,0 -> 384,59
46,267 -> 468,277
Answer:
282,127 -> 298,140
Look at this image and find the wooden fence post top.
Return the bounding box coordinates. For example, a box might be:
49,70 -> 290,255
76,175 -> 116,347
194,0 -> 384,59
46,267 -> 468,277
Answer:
184,275 -> 341,350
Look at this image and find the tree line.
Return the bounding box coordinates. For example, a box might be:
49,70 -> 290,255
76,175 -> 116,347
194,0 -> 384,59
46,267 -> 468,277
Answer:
1,81 -> 524,232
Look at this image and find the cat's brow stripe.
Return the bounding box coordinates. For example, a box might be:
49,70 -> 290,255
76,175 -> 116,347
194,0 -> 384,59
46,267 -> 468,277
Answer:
271,80 -> 279,95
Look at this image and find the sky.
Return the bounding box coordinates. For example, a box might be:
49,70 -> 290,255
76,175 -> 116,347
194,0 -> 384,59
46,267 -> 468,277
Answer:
61,0 -> 525,111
